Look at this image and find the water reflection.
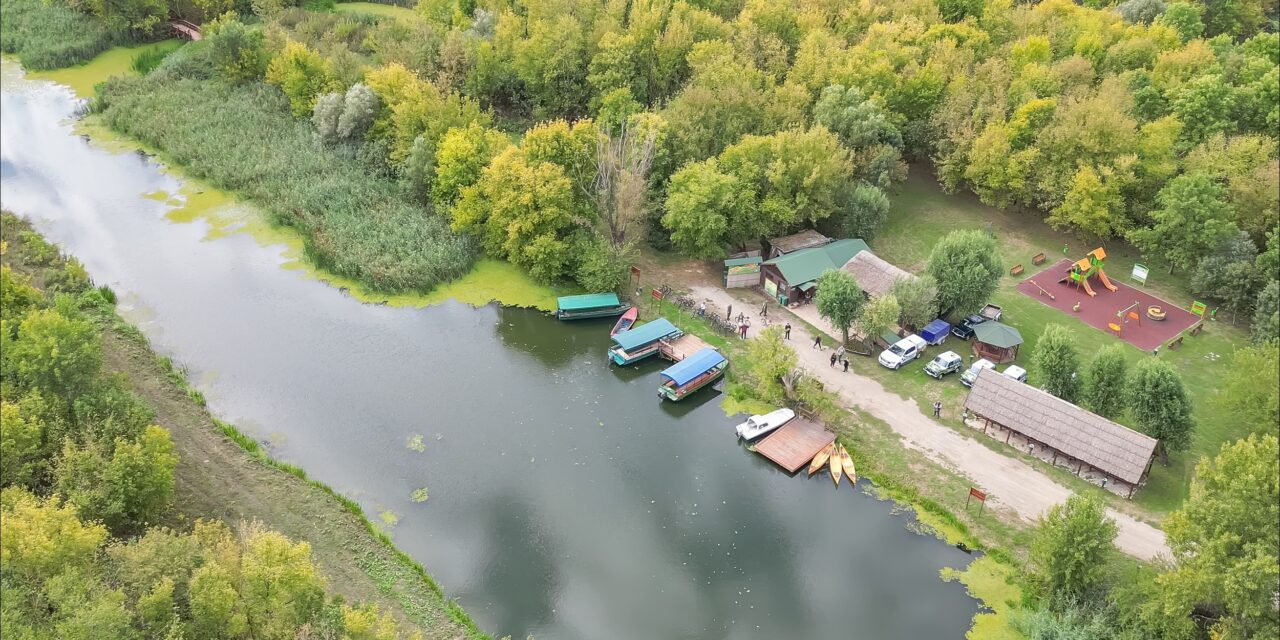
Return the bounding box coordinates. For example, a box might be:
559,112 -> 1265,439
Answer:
2,60 -> 981,640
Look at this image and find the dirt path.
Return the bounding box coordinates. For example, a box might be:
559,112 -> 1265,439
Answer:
689,284 -> 1169,562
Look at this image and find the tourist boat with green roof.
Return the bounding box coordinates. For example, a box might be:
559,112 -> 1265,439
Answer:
608,318 -> 681,365
658,348 -> 728,401
554,293 -> 631,320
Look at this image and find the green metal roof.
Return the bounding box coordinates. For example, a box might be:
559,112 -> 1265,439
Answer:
973,321 -> 1024,348
557,293 -> 622,312
763,239 -> 870,287
612,318 -> 680,350
723,256 -> 763,267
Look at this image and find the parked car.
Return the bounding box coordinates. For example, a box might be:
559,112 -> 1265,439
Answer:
1002,365 -> 1027,382
960,358 -> 996,386
950,314 -> 988,340
980,303 -> 1003,322
924,351 -> 964,379
878,334 -> 928,370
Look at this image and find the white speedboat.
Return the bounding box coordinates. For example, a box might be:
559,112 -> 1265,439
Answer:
735,408 -> 797,441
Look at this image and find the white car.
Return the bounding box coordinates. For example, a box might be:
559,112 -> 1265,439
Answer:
960,358 -> 996,386
878,334 -> 928,370
1002,365 -> 1028,382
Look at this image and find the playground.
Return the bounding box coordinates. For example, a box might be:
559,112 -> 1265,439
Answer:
1017,257 -> 1200,351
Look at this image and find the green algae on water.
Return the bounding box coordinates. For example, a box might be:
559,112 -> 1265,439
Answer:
29,40 -> 181,98
940,556 -> 1024,640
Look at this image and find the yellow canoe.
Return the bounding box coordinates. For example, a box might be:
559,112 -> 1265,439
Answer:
840,445 -> 856,485
808,443 -> 834,476
829,447 -> 842,487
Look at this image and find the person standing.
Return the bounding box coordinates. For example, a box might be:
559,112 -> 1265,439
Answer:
830,352 -> 838,367
784,323 -> 792,340
698,302 -> 706,317
842,359 -> 849,373
761,302 -> 768,318
932,401 -> 942,418
813,335 -> 821,350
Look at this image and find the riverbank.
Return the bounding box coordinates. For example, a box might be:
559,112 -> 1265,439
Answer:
1,211 -> 487,638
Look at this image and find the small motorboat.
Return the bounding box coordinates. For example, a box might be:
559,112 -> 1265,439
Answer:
808,443 -> 834,476
610,307 -> 639,336
840,445 -> 856,485
829,448 -> 842,487
735,408 -> 796,441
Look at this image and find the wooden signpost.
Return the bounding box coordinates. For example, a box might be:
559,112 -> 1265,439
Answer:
966,487 -> 987,516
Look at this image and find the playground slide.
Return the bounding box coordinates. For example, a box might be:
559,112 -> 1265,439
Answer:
1097,268 -> 1119,292
1081,278 -> 1096,297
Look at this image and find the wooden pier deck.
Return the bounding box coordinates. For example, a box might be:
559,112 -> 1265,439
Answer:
753,418 -> 835,473
658,333 -> 712,361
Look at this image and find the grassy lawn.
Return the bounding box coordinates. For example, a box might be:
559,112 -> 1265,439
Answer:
333,1 -> 418,20
875,168 -> 1254,514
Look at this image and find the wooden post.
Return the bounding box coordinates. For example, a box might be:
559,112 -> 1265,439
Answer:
1005,429 -> 1012,443
1051,451 -> 1058,464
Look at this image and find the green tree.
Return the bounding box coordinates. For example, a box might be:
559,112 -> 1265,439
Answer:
1047,164 -> 1130,239
660,160 -> 741,258
0,487 -> 108,584
925,230 -> 1003,317
0,402 -> 43,487
10,309 -> 102,403
0,265 -> 42,328
811,84 -> 905,188
264,40 -> 336,118
572,236 -> 627,293
205,18 -> 267,84
188,561 -> 247,639
1130,175 -> 1237,272
1212,341 -> 1279,435
451,147 -> 579,283
55,426 -> 177,534
891,275 -> 939,332
831,184 -> 890,242
1082,344 -> 1128,420
815,270 -> 864,346
854,294 -> 900,348
239,524 -> 327,638
1149,434 -> 1279,639
1033,324 -> 1082,402
1127,358 -> 1194,458
1191,231 -> 1262,323
1028,494 -> 1118,602
431,124 -> 511,211
1252,280 -> 1279,343
1172,74 -> 1237,143
1158,2 -> 1205,41
745,326 -> 796,402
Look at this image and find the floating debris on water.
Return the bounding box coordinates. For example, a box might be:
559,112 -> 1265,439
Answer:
406,434 -> 426,453
411,487 -> 429,503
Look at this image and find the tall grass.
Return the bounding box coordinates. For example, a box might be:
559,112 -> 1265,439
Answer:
130,40 -> 181,74
97,47 -> 477,292
0,0 -> 124,70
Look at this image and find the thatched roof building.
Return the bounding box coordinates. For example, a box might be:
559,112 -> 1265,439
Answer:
840,251 -> 916,298
964,368 -> 1158,497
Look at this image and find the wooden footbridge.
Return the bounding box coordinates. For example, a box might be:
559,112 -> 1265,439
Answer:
170,19 -> 202,41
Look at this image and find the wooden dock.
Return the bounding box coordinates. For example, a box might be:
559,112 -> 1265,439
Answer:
753,418 -> 835,473
658,333 -> 712,362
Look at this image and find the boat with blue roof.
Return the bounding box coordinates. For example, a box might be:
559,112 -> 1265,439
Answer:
608,318 -> 682,365
554,293 -> 631,320
658,348 -> 728,401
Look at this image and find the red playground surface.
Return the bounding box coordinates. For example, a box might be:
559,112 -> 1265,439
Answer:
1016,259 -> 1200,351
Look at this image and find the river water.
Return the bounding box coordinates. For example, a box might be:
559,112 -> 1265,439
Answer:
1,62 -> 980,639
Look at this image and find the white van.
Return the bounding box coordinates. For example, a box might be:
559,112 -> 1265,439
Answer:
878,334 -> 928,370
960,358 -> 996,386
1002,365 -> 1028,382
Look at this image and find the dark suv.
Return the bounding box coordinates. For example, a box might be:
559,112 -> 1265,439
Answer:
950,314 -> 987,340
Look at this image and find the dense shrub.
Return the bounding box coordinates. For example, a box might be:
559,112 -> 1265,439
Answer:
97,51 -> 476,292
0,0 -> 123,70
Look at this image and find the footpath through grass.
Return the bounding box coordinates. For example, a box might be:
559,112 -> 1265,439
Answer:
876,169 -> 1253,513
